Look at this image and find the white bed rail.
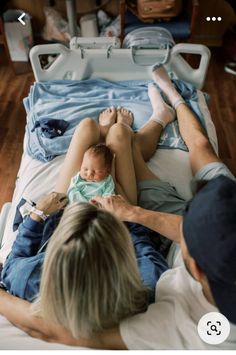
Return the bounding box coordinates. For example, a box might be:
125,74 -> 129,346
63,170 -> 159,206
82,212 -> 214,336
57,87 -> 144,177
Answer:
30,37 -> 211,89
168,43 -> 210,89
0,202 -> 12,248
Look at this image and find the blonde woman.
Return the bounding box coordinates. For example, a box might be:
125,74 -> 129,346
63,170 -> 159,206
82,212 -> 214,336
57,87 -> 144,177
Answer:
1,106 -> 169,338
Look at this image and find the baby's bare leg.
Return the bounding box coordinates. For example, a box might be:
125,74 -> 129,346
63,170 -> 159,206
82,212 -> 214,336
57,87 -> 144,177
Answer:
106,123 -> 137,205
55,118 -> 100,193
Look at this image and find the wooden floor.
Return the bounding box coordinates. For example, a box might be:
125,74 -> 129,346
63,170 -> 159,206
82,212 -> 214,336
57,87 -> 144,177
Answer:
0,48 -> 236,209
0,53 -> 34,209
203,49 -> 236,175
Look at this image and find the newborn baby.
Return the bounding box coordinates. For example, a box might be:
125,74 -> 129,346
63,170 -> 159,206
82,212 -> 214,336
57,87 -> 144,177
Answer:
67,143 -> 115,203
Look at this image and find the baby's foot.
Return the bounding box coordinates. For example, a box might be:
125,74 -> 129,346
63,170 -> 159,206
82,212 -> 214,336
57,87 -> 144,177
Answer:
148,83 -> 175,128
99,106 -> 116,126
117,107 -> 133,127
152,64 -> 185,110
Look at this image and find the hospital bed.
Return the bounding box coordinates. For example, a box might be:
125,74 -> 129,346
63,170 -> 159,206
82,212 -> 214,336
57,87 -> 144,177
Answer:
0,36 -> 218,349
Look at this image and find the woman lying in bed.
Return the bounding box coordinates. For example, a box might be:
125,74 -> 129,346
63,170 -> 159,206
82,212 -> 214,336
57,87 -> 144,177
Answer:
0,84 -> 177,339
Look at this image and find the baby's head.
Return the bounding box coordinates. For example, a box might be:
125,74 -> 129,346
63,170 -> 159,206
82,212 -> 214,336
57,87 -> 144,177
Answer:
80,143 -> 113,182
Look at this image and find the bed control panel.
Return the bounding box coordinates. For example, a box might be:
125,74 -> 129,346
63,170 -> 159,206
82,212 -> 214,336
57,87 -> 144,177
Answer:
70,36 -> 121,50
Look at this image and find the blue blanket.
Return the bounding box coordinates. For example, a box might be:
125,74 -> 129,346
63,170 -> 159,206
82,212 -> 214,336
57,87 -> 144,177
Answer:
23,79 -> 208,162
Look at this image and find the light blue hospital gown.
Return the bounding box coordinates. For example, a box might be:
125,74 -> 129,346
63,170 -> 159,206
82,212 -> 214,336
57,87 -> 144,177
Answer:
67,172 -> 115,203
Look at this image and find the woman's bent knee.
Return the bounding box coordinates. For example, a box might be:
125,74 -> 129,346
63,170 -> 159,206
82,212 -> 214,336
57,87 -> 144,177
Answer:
75,117 -> 97,133
108,123 -> 133,142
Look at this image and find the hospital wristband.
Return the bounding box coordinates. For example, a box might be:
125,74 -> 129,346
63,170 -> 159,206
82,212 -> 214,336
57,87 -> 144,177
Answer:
28,206 -> 49,221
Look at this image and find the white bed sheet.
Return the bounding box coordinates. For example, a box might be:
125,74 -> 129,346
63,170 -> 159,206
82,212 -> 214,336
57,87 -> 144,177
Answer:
0,89 -> 218,263
0,89 -> 218,349
0,316 -> 85,350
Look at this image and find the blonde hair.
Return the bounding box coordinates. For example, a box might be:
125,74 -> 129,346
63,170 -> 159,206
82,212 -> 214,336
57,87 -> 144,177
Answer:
33,203 -> 148,338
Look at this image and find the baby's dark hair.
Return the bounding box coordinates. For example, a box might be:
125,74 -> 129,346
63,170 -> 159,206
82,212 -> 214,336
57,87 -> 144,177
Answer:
88,143 -> 113,169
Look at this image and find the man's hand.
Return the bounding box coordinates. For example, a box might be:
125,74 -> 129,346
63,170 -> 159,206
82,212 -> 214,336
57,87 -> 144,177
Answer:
92,195 -> 182,242
91,195 -> 135,221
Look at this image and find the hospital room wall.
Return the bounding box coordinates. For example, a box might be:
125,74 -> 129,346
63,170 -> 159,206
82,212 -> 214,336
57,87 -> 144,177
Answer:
7,0 -> 236,46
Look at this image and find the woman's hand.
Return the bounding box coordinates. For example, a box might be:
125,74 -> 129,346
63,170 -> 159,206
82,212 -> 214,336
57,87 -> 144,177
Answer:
36,192 -> 68,215
30,192 -> 68,222
91,195 -> 135,221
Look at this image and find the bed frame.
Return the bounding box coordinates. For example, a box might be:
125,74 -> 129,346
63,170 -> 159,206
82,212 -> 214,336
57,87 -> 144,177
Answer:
30,36 -> 211,89
0,37 -> 218,349
0,37 -> 211,248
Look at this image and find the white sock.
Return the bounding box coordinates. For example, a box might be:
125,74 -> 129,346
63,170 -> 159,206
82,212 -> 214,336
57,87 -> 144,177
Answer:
148,83 -> 176,128
152,64 -> 185,110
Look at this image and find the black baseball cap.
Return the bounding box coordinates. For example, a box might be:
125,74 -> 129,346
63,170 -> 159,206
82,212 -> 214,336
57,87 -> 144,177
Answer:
183,175 -> 236,325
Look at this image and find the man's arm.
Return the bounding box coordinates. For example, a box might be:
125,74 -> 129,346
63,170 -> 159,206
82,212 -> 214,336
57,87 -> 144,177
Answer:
0,289 -> 126,349
0,289 -> 81,344
0,289 -> 57,339
130,206 -> 182,242
93,195 -> 182,242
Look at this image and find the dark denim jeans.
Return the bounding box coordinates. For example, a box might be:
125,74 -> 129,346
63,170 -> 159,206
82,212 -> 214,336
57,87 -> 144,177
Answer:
126,222 -> 169,304
2,204 -> 169,303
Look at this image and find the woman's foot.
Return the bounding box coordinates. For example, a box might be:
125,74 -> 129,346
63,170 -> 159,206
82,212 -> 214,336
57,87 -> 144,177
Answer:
117,107 -> 133,127
99,106 -> 116,126
99,107 -> 116,140
152,65 -> 185,110
148,83 -> 175,128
